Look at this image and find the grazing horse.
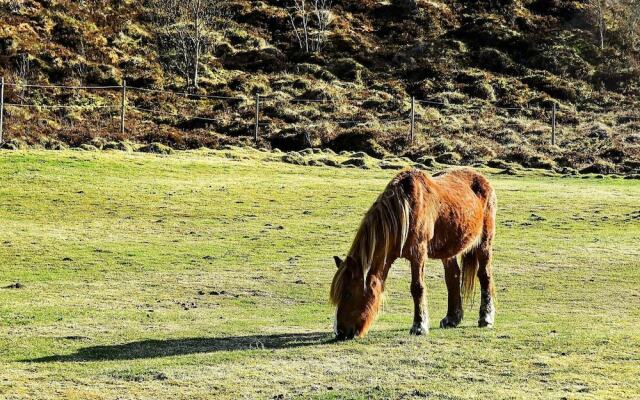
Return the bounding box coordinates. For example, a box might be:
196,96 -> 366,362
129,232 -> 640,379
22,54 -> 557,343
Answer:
330,168 -> 496,339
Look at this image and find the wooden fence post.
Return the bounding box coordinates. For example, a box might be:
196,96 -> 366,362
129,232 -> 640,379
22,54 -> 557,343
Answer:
551,103 -> 556,146
409,96 -> 415,143
254,93 -> 260,143
120,79 -> 126,135
0,77 -> 4,144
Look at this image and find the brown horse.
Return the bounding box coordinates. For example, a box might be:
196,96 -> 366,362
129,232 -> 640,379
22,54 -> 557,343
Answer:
330,168 -> 496,339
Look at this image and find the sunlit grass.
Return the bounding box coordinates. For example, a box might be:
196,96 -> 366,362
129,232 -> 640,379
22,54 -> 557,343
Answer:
0,149 -> 639,399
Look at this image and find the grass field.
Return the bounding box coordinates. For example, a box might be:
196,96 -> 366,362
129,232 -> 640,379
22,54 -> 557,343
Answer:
1,149 -> 639,399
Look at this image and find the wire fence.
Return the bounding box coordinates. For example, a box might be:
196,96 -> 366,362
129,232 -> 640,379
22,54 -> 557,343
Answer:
1,77 -> 639,147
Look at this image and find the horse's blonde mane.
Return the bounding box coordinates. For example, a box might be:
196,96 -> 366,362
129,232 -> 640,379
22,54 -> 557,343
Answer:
330,179 -> 411,304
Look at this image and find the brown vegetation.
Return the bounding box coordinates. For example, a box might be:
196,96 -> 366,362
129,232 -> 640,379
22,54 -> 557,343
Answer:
0,0 -> 639,173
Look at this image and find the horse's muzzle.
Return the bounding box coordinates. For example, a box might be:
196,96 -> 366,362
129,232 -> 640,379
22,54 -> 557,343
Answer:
335,327 -> 358,340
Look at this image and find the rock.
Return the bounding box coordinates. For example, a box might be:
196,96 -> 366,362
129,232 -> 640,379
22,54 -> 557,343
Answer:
555,167 -> 578,175
579,161 -> 617,175
138,143 -> 174,155
79,144 -> 99,151
392,0 -> 418,12
487,159 -> 515,169
417,156 -> 436,167
103,141 -> 133,152
318,158 -> 341,167
328,58 -> 367,83
223,47 -> 286,73
436,152 -> 462,165
282,153 -> 306,165
379,161 -> 406,170
622,160 -> 640,173
342,157 -> 368,168
0,138 -> 28,150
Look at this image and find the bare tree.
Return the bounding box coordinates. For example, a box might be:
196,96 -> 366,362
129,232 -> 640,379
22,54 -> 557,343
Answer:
74,37 -> 89,84
150,0 -> 230,88
593,0 -> 607,50
286,0 -> 332,53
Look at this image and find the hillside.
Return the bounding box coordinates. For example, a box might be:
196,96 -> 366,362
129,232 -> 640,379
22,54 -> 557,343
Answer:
1,0 -> 639,174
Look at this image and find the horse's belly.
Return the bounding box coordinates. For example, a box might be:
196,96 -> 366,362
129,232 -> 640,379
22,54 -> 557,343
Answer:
426,209 -> 484,260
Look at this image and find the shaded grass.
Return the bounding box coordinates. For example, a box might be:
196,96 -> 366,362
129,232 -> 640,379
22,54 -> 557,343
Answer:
0,149 -> 639,399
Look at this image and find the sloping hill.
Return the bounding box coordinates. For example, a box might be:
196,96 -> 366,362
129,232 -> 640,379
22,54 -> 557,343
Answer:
1,0 -> 639,173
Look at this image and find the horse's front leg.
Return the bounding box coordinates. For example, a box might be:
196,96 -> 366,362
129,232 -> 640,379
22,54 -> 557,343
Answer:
409,256 -> 429,335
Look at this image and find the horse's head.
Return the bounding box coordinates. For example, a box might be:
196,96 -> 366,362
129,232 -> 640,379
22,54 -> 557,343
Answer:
330,255 -> 383,340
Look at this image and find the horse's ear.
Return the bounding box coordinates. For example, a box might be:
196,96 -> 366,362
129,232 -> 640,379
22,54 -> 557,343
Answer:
333,256 -> 343,269
345,255 -> 357,267
344,256 -> 362,278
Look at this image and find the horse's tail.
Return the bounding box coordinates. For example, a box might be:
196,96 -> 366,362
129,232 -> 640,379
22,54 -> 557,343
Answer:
461,186 -> 497,305
460,251 -> 479,305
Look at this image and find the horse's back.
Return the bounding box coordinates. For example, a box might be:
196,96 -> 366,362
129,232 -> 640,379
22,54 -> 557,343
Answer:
432,167 -> 494,202
405,168 -> 495,259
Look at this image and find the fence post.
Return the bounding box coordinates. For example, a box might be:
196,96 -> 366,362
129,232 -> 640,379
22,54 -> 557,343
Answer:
409,96 -> 415,143
254,93 -> 260,143
120,79 -> 126,135
551,103 -> 556,146
0,77 -> 4,144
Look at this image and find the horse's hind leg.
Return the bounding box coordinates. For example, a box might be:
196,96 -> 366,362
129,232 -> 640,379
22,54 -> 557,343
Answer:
477,215 -> 496,327
477,245 -> 495,327
477,191 -> 497,327
440,257 -> 463,328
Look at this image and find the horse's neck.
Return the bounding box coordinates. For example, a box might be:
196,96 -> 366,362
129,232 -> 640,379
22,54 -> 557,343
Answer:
371,246 -> 399,283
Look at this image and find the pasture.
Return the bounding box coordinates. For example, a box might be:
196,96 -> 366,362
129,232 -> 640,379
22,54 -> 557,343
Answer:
0,149 -> 639,399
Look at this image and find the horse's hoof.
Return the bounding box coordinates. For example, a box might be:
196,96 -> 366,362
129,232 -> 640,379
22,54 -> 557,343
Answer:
439,316 -> 461,329
409,325 -> 429,335
478,319 -> 494,328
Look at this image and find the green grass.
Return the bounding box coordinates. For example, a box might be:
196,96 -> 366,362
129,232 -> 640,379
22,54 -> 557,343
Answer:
0,149 -> 639,399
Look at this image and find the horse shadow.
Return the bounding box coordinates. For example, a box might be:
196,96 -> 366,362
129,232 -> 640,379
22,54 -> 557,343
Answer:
26,332 -> 334,363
